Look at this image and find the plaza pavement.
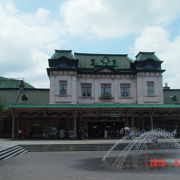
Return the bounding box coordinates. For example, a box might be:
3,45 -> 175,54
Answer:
0,151 -> 180,180
1,138 -> 180,151
0,139 -> 17,151
1,139 -> 180,180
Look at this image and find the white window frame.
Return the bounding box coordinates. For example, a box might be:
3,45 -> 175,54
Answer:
120,84 -> 131,97
59,81 -> 67,95
101,83 -> 111,97
81,83 -> 92,97
147,81 -> 154,96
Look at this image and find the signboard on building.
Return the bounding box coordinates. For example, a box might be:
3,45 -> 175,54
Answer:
111,111 -> 121,117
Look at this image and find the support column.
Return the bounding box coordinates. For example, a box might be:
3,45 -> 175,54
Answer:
73,110 -> 77,138
150,115 -> 154,130
142,118 -> 145,129
10,108 -> 15,139
131,115 -> 134,127
16,118 -> 20,138
150,109 -> 155,130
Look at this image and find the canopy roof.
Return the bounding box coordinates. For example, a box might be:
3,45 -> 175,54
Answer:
8,103 -> 180,109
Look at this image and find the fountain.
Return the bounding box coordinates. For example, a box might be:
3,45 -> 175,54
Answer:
102,129 -> 180,169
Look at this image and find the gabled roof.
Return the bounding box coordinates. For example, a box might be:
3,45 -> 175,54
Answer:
0,88 -> 49,105
163,89 -> 180,104
0,77 -> 35,89
135,52 -> 161,62
94,66 -> 118,73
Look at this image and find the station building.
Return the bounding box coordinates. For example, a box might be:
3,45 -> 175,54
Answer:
0,50 -> 180,139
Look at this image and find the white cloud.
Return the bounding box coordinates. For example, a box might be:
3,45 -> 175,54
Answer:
133,26 -> 180,88
60,0 -> 180,38
1,0 -> 180,89
0,1 -> 65,88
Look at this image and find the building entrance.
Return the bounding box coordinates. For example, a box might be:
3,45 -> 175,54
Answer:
88,121 -> 125,139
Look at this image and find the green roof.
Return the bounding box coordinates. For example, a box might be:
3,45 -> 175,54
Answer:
163,89 -> 180,104
51,50 -> 74,59
48,50 -> 164,74
135,52 -> 161,62
74,53 -> 133,69
0,89 -> 49,105
0,77 -> 35,89
50,50 -> 133,69
8,104 -> 180,108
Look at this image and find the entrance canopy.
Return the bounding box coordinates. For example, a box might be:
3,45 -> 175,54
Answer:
4,104 -> 180,139
9,103 -> 180,108
7,103 -> 180,118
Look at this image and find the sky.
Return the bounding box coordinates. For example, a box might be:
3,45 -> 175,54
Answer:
0,0 -> 180,88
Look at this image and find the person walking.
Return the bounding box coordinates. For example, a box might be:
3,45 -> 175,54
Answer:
18,129 -> 23,140
119,128 -> 124,138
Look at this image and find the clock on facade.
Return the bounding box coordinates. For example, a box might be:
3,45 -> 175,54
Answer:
101,57 -> 110,64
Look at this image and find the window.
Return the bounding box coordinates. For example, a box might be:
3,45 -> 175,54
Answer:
81,83 -> 92,97
59,81 -> 67,95
58,63 -> 68,68
147,81 -> 154,96
120,84 -> 131,97
101,84 -> 111,97
144,64 -> 154,69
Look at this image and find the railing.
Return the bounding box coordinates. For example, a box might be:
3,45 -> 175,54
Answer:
100,93 -> 113,99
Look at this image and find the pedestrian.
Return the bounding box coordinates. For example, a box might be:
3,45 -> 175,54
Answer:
18,129 -> 23,140
119,128 -> 124,138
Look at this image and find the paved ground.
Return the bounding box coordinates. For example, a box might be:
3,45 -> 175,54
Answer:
1,138 -> 180,145
0,140 -> 17,151
1,138 -> 180,151
1,139 -> 180,180
0,139 -> 121,145
0,139 -> 121,151
0,151 -> 180,180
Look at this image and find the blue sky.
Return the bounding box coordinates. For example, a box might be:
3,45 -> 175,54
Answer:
0,0 -> 180,88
